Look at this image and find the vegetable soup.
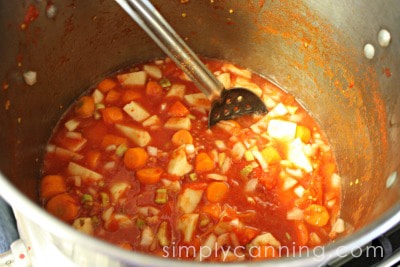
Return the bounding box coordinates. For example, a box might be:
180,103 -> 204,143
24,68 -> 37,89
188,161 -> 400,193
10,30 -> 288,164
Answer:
40,58 -> 343,261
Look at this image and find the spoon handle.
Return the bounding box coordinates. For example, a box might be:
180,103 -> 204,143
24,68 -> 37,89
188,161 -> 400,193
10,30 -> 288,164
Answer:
115,0 -> 224,101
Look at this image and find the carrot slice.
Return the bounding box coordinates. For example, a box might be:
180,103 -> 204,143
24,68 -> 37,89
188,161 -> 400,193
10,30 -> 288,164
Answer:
195,152 -> 214,173
304,204 -> 330,226
40,175 -> 67,199
206,182 -> 229,203
101,134 -> 127,150
171,129 -> 193,146
97,78 -> 117,93
146,81 -> 163,96
168,101 -> 190,117
121,89 -> 141,103
45,193 -> 79,222
123,147 -> 148,170
74,96 -> 95,118
101,107 -> 124,124
105,89 -> 121,104
136,167 -> 163,184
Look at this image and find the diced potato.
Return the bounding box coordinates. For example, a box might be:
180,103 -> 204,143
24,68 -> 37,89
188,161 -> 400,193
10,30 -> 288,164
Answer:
143,65 -> 162,79
251,150 -> 268,170
267,119 -> 297,141
184,93 -> 210,109
164,117 -> 191,131
115,124 -> 151,147
72,217 -> 94,235
287,138 -> 313,173
67,162 -> 103,181
166,84 -> 186,99
140,226 -> 155,247
92,89 -> 104,104
249,232 -> 281,248
216,73 -> 231,89
176,213 -> 199,243
167,147 -> 193,176
109,182 -> 130,202
221,63 -> 251,79
267,103 -> 289,118
114,214 -> 133,228
233,77 -> 262,97
142,115 -> 160,127
250,114 -> 269,134
177,188 -> 203,214
123,101 -> 150,122
118,71 -> 147,86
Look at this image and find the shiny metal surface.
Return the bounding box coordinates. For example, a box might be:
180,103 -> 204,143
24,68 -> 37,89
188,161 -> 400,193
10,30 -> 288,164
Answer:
0,0 -> 399,266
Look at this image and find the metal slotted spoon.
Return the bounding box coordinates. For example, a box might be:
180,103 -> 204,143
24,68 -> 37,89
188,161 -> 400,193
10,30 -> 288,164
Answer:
115,0 -> 268,127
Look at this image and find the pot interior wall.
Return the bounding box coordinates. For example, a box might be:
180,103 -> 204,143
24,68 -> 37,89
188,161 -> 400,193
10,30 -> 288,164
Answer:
0,0 -> 399,248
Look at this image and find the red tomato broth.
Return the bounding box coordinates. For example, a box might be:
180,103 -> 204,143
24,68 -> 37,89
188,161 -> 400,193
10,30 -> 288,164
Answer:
40,58 -> 343,262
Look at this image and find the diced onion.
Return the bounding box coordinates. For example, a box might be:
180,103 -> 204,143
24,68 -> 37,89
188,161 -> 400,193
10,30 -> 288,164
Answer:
331,218 -> 345,234
65,131 -> 83,140
185,144 -> 195,154
286,208 -> 304,220
294,185 -> 305,198
65,119 -> 80,132
244,178 -> 258,193
147,146 -> 158,156
46,144 -> 56,153
104,161 -> 116,170
23,71 -> 37,86
283,177 -> 298,190
207,173 -> 228,181
331,173 -> 341,188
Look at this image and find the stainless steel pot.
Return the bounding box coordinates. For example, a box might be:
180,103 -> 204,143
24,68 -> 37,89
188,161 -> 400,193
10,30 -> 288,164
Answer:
0,0 -> 399,266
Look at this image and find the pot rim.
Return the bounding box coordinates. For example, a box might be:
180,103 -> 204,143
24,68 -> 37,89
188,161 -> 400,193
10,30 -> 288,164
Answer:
1,172 -> 400,266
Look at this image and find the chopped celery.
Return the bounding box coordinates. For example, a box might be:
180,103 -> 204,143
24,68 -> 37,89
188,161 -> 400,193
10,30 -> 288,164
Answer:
155,188 -> 168,204
136,217 -> 146,229
82,194 -> 93,203
115,143 -> 128,157
159,78 -> 171,88
240,164 -> 254,178
244,150 -> 255,161
189,173 -> 197,181
100,192 -> 110,207
285,232 -> 291,240
157,221 -> 170,246
95,103 -> 105,110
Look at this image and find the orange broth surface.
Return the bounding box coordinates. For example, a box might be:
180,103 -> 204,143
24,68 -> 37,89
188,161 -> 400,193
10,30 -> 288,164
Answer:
40,58 -> 343,262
